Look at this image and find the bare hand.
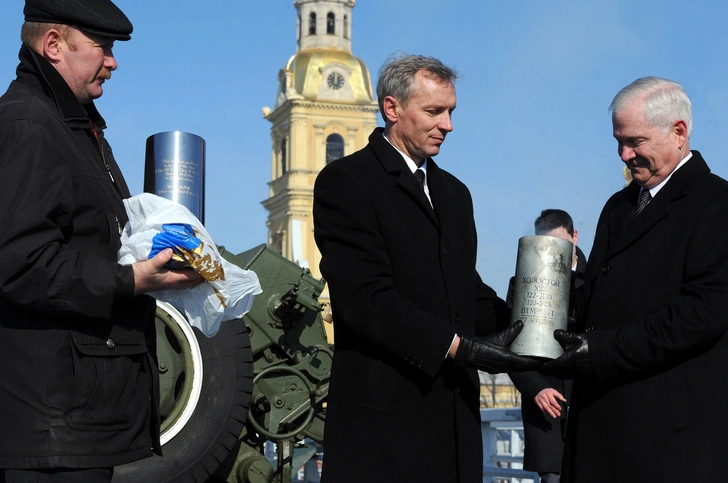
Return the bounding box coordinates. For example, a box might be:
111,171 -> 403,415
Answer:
534,388 -> 567,418
132,248 -> 205,294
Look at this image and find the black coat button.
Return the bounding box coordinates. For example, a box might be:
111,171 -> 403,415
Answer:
106,338 -> 115,349
601,264 -> 610,274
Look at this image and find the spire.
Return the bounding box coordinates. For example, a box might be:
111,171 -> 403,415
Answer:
294,0 -> 355,52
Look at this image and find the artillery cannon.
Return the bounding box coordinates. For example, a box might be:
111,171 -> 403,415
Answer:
113,244 -> 331,483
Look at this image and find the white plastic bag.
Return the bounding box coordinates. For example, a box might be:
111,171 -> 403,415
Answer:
118,193 -> 262,337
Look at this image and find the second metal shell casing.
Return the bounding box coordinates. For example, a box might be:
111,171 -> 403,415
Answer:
144,131 -> 206,224
509,235 -> 573,359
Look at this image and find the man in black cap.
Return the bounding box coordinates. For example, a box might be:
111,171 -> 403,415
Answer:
0,1 -> 203,481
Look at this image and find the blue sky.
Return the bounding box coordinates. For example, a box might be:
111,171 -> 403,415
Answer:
2,0 -> 728,297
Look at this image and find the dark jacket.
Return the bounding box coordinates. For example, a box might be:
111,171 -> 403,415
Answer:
564,152 -> 728,482
507,246 -> 586,473
313,128 -> 508,482
0,44 -> 159,469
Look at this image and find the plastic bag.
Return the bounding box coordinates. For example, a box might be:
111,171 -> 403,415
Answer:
118,193 -> 262,337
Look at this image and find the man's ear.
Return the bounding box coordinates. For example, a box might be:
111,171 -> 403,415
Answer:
573,229 -> 579,246
673,119 -> 689,149
381,96 -> 400,124
40,28 -> 65,64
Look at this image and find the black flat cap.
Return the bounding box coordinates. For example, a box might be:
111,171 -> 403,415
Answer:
24,0 -> 133,41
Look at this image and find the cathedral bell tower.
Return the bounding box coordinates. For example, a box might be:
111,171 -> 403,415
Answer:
262,0 -> 378,335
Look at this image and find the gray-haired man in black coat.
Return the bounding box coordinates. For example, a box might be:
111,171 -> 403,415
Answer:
542,77 -> 728,482
313,54 -> 539,483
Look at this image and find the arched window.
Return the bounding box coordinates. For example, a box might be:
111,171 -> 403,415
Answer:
309,12 -> 316,35
326,134 -> 344,164
281,138 -> 287,175
327,12 -> 335,34
343,15 -> 349,39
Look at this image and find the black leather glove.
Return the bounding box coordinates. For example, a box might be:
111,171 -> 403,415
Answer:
540,330 -> 592,379
454,320 -> 542,373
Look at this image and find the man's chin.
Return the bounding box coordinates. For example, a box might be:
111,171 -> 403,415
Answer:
78,93 -> 103,105
628,167 -> 644,181
630,172 -> 652,188
426,146 -> 442,158
89,86 -> 104,100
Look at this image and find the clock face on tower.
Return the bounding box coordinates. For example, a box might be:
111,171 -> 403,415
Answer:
327,72 -> 345,90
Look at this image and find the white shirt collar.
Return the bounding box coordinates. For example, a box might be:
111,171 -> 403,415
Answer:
382,132 -> 432,206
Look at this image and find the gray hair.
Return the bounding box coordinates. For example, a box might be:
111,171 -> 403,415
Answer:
376,54 -> 458,123
609,76 -> 692,137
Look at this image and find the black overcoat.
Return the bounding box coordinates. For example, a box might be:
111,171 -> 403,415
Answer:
313,128 -> 507,482
563,152 -> 728,482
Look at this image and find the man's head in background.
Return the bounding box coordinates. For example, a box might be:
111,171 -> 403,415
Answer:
535,209 -> 578,267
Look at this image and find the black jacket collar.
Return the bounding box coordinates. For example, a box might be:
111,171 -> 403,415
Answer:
368,127 -> 459,230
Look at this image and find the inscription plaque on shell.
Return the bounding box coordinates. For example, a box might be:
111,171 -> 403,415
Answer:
509,235 -> 572,359
144,131 -> 206,224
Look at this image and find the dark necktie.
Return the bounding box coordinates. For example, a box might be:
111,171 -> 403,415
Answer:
414,169 -> 426,190
631,189 -> 652,220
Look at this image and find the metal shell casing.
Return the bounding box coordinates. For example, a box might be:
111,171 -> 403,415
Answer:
509,235 -> 573,359
144,131 -> 206,224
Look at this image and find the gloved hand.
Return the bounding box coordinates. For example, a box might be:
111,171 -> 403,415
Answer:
540,330 -> 592,379
454,321 -> 542,373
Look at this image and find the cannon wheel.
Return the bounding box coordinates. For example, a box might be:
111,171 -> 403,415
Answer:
113,301 -> 253,483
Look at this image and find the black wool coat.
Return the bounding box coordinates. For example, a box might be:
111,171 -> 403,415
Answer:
313,128 -> 508,483
0,45 -> 159,469
563,152 -> 728,482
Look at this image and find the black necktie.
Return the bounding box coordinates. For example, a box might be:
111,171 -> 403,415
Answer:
414,169 -> 426,190
631,189 -> 652,220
